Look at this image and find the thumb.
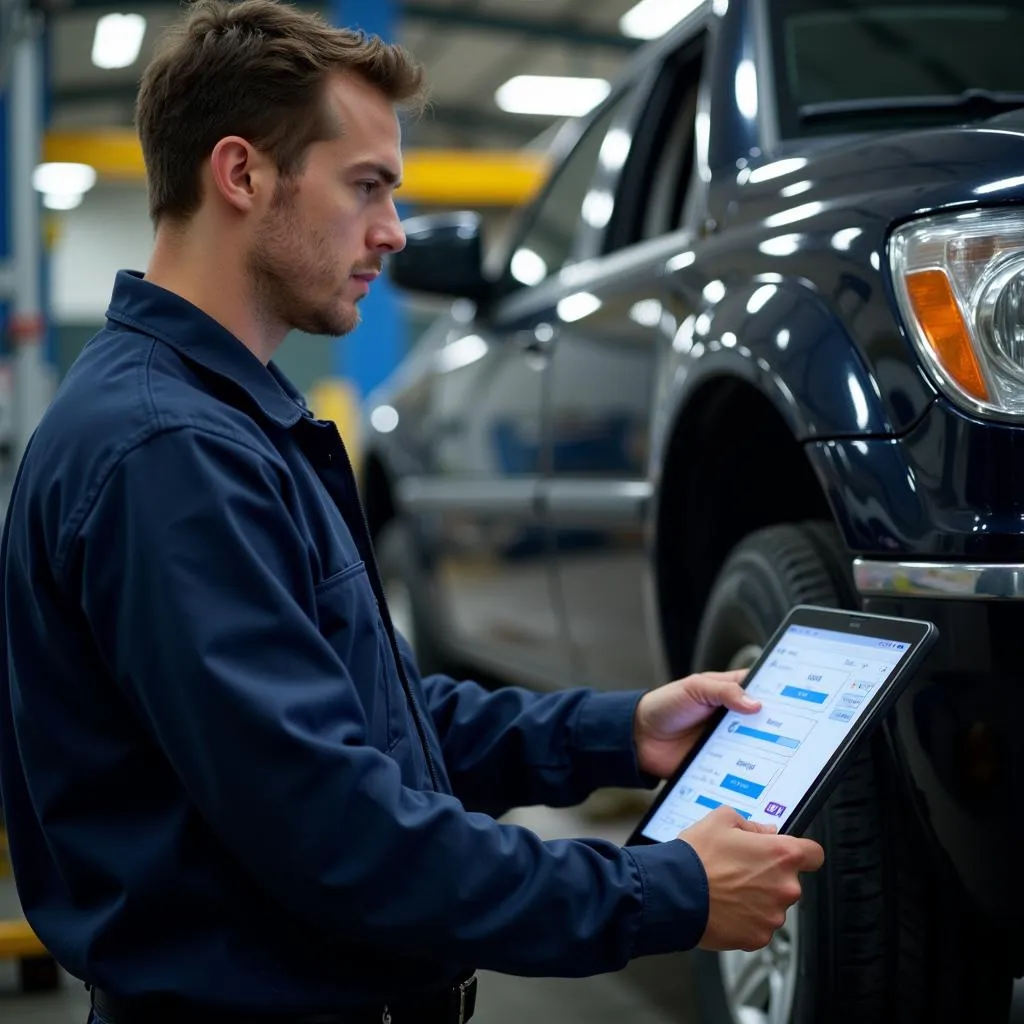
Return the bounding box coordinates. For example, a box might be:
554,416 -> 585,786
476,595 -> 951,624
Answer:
722,682 -> 761,713
735,818 -> 778,835
705,805 -> 752,828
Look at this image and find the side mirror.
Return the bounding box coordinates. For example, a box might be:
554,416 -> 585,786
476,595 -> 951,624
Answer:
389,212 -> 490,303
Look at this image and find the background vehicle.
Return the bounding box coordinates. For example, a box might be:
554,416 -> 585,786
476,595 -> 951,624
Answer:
362,1 -> 1024,1020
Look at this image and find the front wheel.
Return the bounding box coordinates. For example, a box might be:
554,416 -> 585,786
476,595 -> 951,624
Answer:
689,523 -> 1012,1024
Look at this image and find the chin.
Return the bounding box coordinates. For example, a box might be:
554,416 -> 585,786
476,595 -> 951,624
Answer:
330,307 -> 360,338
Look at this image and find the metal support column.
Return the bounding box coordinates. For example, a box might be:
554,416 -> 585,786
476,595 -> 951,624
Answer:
0,9 -> 56,967
9,10 -> 49,473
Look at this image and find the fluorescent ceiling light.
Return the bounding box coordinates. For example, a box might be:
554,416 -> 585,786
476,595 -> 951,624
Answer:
495,76 -> 611,117
32,162 -> 97,195
43,192 -> 85,211
620,0 -> 704,40
33,162 -> 97,211
92,13 -> 146,70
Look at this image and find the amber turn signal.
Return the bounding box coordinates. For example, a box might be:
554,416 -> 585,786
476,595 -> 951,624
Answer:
904,268 -> 989,402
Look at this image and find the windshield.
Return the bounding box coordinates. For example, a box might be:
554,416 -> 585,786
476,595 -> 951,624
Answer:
770,0 -> 1024,137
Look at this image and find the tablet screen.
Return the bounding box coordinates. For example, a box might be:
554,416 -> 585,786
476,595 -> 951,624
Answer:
639,621 -> 915,841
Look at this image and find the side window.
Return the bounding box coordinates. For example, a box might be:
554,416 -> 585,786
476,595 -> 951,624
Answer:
506,92 -> 631,289
606,35 -> 706,249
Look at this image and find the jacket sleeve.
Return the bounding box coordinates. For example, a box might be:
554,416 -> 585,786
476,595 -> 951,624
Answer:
69,426 -> 709,977
398,645 -> 658,816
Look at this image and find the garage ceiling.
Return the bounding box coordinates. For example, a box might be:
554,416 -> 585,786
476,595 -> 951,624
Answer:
46,0 -> 651,150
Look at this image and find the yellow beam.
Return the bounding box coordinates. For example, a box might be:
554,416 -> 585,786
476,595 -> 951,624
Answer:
45,130 -> 146,182
0,919 -> 48,959
43,131 -> 549,206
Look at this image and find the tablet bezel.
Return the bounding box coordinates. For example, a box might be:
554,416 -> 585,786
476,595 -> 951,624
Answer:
627,605 -> 938,845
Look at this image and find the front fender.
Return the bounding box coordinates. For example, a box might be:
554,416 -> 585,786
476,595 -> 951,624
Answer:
651,278 -> 891,472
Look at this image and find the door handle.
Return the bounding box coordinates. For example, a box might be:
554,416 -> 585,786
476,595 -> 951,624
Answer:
514,322 -> 557,356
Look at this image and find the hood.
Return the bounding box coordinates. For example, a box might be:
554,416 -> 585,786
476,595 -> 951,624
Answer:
715,115 -> 1024,233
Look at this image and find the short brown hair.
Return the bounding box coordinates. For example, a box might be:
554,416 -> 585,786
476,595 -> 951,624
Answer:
136,0 -> 426,224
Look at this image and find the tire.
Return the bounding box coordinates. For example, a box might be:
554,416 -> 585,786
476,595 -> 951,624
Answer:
689,522 -> 1012,1024
375,518 -> 454,678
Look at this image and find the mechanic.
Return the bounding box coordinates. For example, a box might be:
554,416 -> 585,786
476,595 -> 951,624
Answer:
0,2 -> 823,1022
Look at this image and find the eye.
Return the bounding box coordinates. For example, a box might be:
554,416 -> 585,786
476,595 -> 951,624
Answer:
358,180 -> 380,195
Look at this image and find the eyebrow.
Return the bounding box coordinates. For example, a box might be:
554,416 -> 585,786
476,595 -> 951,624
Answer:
352,162 -> 402,189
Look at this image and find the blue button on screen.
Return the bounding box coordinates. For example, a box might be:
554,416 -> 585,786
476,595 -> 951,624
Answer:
781,685 -> 828,704
721,774 -> 766,799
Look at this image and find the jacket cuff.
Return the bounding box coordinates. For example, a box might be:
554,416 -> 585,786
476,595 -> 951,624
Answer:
571,691 -> 660,791
624,840 -> 710,956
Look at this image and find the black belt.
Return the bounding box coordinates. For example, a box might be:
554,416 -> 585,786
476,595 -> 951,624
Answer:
90,974 -> 478,1024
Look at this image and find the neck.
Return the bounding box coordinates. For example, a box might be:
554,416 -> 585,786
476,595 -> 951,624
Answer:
145,219 -> 285,364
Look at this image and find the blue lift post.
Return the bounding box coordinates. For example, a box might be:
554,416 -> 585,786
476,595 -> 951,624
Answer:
323,0 -> 408,462
1,7 -> 49,511
0,5 -> 58,981
8,12 -> 49,485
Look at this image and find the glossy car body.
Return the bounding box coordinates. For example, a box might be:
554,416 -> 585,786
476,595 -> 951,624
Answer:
363,0 -> 1024,965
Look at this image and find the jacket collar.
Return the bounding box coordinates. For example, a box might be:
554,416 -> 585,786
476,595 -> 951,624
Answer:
105,270 -> 308,428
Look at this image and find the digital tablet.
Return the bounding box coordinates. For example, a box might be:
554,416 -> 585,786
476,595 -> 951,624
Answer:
628,606 -> 938,844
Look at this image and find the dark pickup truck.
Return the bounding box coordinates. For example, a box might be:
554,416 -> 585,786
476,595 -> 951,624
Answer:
361,1 -> 1024,1020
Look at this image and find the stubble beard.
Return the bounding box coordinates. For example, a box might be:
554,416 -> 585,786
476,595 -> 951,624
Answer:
247,184 -> 360,339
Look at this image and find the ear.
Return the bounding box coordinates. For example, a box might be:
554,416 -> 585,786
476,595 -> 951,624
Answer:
208,136 -> 274,213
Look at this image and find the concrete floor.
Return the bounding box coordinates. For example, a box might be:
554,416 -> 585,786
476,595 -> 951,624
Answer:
1,798 -> 1021,1024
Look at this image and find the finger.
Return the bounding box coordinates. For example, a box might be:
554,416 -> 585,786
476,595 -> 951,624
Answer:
689,677 -> 760,713
719,681 -> 761,713
734,818 -> 778,835
691,669 -> 749,684
707,805 -> 750,828
678,805 -> 748,840
787,838 -> 825,871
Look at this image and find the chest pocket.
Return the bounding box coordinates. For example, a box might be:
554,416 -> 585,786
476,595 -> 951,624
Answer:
313,561 -> 406,753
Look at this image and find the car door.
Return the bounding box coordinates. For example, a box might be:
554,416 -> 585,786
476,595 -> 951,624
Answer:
419,88 -> 638,688
542,28 -> 711,691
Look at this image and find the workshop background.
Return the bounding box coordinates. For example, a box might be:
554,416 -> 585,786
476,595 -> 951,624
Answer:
2,0 -> 1024,1022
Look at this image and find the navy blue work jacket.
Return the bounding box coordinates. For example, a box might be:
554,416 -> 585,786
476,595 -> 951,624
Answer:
0,271 -> 708,1013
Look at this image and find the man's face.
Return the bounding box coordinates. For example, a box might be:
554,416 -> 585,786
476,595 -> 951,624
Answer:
246,73 -> 406,338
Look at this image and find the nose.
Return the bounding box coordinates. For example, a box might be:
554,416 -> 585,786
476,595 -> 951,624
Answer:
370,199 -> 407,254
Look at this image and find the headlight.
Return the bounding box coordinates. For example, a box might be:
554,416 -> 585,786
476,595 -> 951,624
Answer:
890,208 -> 1024,419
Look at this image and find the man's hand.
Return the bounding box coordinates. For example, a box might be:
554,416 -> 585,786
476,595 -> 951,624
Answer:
681,807 -> 825,951
633,671 -> 759,778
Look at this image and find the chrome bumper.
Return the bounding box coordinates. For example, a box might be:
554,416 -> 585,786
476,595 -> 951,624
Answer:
853,560 -> 1024,600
